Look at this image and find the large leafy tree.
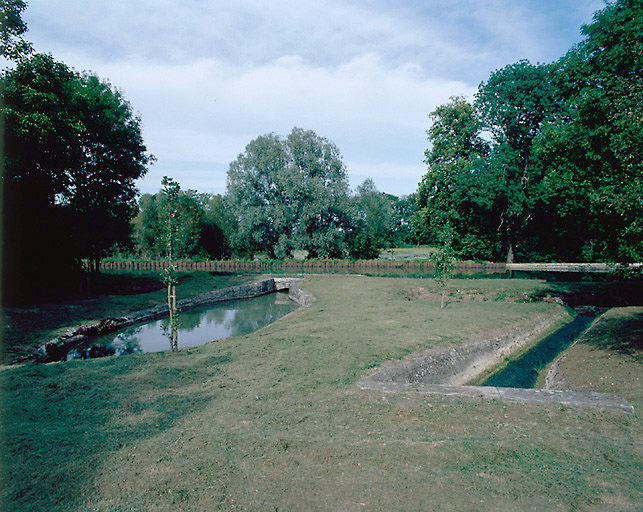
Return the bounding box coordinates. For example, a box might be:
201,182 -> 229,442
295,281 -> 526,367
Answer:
413,96 -> 494,259
226,127 -> 352,259
539,0 -> 642,262
2,54 -> 152,302
475,61 -> 558,262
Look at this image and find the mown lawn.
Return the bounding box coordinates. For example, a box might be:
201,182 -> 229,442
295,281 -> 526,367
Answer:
379,246 -> 438,261
1,275 -> 640,511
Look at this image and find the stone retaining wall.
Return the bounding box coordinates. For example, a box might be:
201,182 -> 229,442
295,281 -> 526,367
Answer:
358,307 -> 634,414
33,278 -> 311,363
364,308 -> 570,387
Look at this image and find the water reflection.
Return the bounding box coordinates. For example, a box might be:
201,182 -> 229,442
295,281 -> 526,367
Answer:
66,292 -> 297,360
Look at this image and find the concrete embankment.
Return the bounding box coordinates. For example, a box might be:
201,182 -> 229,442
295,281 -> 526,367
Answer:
359,307 -> 635,414
363,308 -> 571,387
33,278 -> 312,363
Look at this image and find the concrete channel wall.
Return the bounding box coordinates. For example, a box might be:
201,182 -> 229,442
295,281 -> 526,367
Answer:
364,309 -> 571,387
33,278 -> 312,363
359,307 -> 634,414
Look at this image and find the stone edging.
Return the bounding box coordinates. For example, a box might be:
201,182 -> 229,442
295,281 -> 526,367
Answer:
33,278 -> 312,363
357,381 -> 635,415
362,309 -> 571,388
358,308 -> 635,415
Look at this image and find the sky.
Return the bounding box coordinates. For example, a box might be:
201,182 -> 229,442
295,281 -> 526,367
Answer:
19,0 -> 604,197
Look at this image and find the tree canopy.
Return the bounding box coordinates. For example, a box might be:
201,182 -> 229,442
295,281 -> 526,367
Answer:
2,53 -> 153,301
0,0 -> 32,61
413,0 -> 642,264
226,127 -> 353,259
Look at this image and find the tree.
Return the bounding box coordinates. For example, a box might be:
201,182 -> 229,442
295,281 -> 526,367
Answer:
352,178 -> 397,254
0,0 -> 33,61
412,96 -> 494,259
538,0 -> 642,262
189,191 -> 232,259
475,61 -> 559,262
389,193 -> 418,246
226,127 -> 352,259
2,54 -> 152,302
432,221 -> 455,309
160,177 -> 181,351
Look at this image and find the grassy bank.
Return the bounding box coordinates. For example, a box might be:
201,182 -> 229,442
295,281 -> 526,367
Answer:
541,306 -> 643,403
1,275 -> 641,511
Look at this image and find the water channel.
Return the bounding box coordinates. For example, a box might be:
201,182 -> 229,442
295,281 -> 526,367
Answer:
481,315 -> 595,388
65,291 -> 297,360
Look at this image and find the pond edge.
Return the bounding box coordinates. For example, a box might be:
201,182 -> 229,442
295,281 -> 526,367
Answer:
31,278 -> 312,363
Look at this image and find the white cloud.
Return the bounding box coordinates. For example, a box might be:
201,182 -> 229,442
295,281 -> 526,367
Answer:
21,0 -> 603,196
86,52 -> 474,195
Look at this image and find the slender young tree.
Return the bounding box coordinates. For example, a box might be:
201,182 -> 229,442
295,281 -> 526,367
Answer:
160,176 -> 182,351
432,222 -> 455,309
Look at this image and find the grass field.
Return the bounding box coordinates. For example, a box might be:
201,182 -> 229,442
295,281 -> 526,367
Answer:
1,274 -> 641,511
379,246 -> 438,261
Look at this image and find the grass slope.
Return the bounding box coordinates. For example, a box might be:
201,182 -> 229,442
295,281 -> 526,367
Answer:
1,275 -> 641,511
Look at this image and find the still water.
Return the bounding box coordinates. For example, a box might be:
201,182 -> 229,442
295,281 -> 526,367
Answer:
66,292 -> 297,360
481,315 -> 594,388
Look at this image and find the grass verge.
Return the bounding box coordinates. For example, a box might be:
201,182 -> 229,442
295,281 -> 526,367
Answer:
1,275 -> 641,511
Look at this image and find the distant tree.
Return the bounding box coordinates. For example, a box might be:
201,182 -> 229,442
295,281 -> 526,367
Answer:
132,189 -> 208,259
0,0 -> 33,61
390,193 -> 418,246
189,191 -> 233,259
131,193 -> 160,257
226,127 -> 352,259
353,178 -> 397,251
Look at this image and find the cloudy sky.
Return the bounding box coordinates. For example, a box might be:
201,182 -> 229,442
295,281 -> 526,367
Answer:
21,0 -> 604,197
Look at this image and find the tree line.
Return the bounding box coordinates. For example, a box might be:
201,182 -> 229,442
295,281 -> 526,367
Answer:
413,0 -> 641,264
2,0 -> 640,304
129,135 -> 416,262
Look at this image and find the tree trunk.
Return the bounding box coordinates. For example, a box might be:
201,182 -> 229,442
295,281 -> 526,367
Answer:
506,242 -> 514,264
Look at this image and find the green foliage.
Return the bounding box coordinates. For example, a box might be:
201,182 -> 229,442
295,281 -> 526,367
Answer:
413,1 -> 641,264
475,60 -> 558,262
160,176 -> 183,351
537,0 -> 643,262
389,193 -> 418,246
432,222 -> 456,308
349,178 -> 399,256
412,96 -> 495,259
132,190 -> 231,260
0,0 -> 32,61
2,53 -> 152,303
226,127 -> 353,259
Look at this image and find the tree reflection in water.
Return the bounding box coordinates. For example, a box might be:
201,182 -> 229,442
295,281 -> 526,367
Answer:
65,292 -> 296,360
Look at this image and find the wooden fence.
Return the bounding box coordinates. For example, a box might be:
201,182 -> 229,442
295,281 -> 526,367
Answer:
99,259 -> 507,274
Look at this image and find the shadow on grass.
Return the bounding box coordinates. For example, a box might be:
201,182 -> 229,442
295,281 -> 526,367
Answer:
582,309 -> 643,356
1,349 -> 231,512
